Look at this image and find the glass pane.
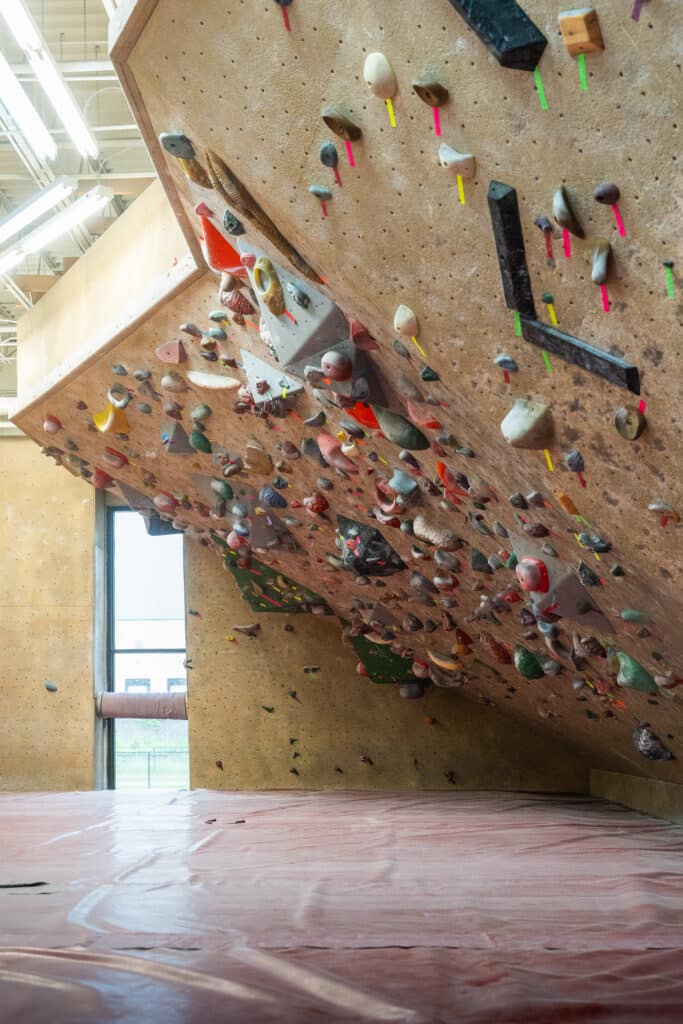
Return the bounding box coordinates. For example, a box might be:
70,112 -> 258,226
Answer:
113,651 -> 187,694
114,721 -> 190,790
113,510 -> 186,650
113,652 -> 189,790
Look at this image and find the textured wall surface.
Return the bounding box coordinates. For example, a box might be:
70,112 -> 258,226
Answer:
185,536 -> 589,791
13,0 -> 683,790
0,438 -> 95,791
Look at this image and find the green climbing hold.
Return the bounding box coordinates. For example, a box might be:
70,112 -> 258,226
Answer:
514,645 -> 544,679
208,310 -> 229,323
371,406 -> 430,450
210,479 -> 234,501
616,652 -> 657,693
470,548 -> 493,574
506,552 -> 519,570
620,609 -> 651,623
190,428 -> 212,454
421,365 -> 440,382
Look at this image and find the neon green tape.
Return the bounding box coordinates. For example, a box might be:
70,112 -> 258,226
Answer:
542,349 -> 553,374
578,53 -> 588,91
534,67 -> 548,110
665,266 -> 675,299
513,311 -> 522,336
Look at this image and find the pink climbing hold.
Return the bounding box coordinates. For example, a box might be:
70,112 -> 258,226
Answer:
155,339 -> 187,364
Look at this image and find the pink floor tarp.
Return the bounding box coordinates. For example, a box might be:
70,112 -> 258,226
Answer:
1,790 -> 682,1022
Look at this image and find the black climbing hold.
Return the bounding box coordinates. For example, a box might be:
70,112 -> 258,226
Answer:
319,142 -> 339,168
222,209 -> 245,235
337,516 -> 405,576
487,181 -> 536,319
421,365 -> 440,382
445,0 -> 547,71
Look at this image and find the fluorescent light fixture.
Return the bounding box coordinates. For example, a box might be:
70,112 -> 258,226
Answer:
0,0 -> 98,160
0,52 -> 57,162
0,186 -> 112,276
0,177 -> 77,247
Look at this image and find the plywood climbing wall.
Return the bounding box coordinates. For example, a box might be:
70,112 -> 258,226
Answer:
14,0 -> 682,786
0,437 -> 95,791
184,535 -> 590,790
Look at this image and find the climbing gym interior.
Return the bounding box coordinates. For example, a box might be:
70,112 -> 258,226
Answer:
0,1 -> 682,1020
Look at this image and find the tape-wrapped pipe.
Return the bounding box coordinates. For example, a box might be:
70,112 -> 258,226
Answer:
96,692 -> 187,720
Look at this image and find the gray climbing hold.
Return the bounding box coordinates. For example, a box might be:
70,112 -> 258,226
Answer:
494,353 -> 518,372
565,449 -> 585,473
309,184 -> 333,200
633,723 -> 674,761
303,410 -> 326,428
470,548 -> 493,574
45,680 -> 58,692
319,142 -> 339,168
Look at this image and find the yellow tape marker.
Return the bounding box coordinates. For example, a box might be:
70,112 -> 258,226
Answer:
457,174 -> 466,204
547,302 -> 558,327
544,449 -> 554,472
410,335 -> 426,357
386,98 -> 396,127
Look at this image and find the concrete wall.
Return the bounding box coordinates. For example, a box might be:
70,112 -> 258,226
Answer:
185,538 -> 589,792
591,770 -> 683,825
0,437 -> 95,791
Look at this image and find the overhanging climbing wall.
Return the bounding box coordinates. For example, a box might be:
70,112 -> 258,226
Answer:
15,0 -> 682,782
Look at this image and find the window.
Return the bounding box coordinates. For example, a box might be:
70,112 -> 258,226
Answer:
107,508 -> 189,789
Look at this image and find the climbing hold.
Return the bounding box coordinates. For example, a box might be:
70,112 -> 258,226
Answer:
102,447 -> 128,470
633,723 -> 674,761
500,398 -> 554,448
559,7 -> 605,56
616,652 -> 657,693
565,450 -> 585,473
155,339 -> 187,364
413,516 -> 461,550
226,291 -> 255,316
591,239 -> 611,285
438,143 -> 476,179
509,493 -> 529,509
45,680 -> 58,692
320,349 -> 353,382
620,609 -> 651,623
577,532 -> 610,552
577,561 -> 601,587
160,373 -> 187,394
556,491 -> 578,515
191,403 -> 212,423
593,182 -> 620,206
190,429 -> 212,454
615,405 -> 646,440
93,403 -> 128,435
252,256 -> 286,316
259,484 -> 287,509
363,52 -> 398,99
480,633 -> 512,665
136,403 -> 152,415
43,414 -> 62,434
210,479 -> 234,502
514,646 -> 544,679
158,132 -> 212,186
393,339 -> 410,359
154,491 -> 178,515
303,491 -> 329,516
552,185 -> 584,238
494,354 -> 518,373
421,365 -> 440,382
372,407 -> 430,450
107,383 -> 130,408
186,370 -> 241,390
320,142 -> 339,168
338,515 -> 404,575
321,106 -> 362,141
516,557 -> 550,593
245,436 -> 273,475
198,214 -> 244,275
412,79 -> 449,107
222,208 -> 245,236
393,304 -> 419,339
389,469 -> 419,499
93,467 -> 114,490
470,548 -> 493,574
180,323 -> 202,338
318,431 -> 358,473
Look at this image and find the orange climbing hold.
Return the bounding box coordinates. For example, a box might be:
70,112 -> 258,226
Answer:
555,491 -> 578,515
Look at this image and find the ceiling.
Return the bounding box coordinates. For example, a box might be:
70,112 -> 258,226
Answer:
0,0 -> 156,380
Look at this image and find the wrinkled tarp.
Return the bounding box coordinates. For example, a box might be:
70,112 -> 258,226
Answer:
1,790 -> 682,1022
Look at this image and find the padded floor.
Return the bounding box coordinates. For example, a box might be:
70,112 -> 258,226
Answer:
2,790 -> 683,1022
